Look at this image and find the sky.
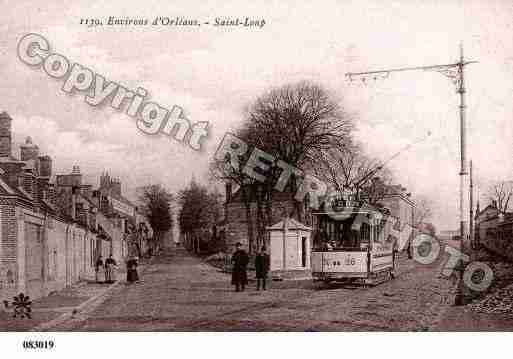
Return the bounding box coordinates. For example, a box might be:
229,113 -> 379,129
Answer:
1,0 -> 512,231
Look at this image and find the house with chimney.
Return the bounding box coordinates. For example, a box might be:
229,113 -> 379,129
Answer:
0,111 -> 142,302
222,182 -> 303,252
474,200 -> 513,261
94,172 -> 141,257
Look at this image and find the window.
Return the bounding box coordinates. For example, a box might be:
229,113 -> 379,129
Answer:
361,222 -> 370,244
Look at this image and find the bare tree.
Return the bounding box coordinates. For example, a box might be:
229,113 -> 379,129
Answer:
244,81 -> 352,167
210,81 -> 353,252
488,181 -> 513,213
242,81 -> 353,221
312,142 -> 393,205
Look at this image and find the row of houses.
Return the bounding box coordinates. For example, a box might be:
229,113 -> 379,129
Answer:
0,111 -> 154,302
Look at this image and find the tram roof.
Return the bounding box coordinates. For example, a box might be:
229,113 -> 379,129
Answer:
313,203 -> 390,220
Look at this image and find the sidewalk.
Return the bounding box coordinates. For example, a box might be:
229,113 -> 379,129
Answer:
1,280 -> 117,331
1,257 -> 154,331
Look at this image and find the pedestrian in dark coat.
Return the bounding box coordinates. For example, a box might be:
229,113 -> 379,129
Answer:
95,256 -> 104,283
231,242 -> 249,292
255,246 -> 270,290
126,256 -> 139,283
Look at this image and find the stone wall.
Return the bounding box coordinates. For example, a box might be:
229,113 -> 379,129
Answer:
0,205 -> 121,303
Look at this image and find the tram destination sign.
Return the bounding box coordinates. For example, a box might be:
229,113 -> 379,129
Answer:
330,191 -> 362,212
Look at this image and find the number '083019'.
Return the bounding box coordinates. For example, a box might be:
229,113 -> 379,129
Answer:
22,340 -> 55,350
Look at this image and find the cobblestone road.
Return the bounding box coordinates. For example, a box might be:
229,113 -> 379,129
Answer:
50,246 -> 457,331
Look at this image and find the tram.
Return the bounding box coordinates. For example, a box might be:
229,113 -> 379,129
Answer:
311,195 -> 397,286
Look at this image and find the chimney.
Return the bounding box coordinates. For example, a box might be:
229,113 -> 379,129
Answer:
20,136 -> 39,161
22,169 -> 36,199
0,112 -> 12,157
47,183 -> 56,206
92,190 -> 101,209
112,178 -> 121,196
37,177 -> 50,204
38,155 -> 52,178
81,184 -> 92,199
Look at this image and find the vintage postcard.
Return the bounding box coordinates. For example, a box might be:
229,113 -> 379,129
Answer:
0,0 -> 512,356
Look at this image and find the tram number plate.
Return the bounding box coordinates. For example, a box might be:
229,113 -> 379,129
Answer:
323,255 -> 356,266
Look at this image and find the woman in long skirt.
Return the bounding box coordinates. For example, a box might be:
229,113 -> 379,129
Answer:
126,256 -> 139,283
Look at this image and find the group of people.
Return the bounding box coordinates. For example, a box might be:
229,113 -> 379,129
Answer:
94,254 -> 118,283
231,242 -> 270,292
94,254 -> 140,284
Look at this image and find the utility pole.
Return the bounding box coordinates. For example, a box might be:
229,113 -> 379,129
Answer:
346,44 -> 477,253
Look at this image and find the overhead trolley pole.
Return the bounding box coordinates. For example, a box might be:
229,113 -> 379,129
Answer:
345,44 -> 477,252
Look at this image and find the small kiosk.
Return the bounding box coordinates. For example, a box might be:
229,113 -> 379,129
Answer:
266,217 -> 312,273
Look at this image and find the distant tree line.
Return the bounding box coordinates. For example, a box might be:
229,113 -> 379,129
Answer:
138,184 -> 173,253
178,179 -> 224,253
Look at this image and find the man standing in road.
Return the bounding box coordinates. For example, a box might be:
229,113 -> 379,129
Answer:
255,245 -> 270,291
231,242 -> 249,292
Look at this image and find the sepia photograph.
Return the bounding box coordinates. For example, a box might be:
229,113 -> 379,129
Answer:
0,0 -> 512,356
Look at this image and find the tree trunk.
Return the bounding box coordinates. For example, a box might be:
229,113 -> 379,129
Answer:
241,185 -> 255,254
265,192 -> 273,224
290,176 -> 304,222
255,184 -> 267,250
265,182 -> 273,228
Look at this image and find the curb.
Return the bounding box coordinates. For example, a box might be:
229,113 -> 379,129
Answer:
30,279 -> 122,332
31,256 -> 156,331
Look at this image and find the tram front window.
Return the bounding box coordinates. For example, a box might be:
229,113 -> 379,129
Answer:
313,216 -> 371,251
